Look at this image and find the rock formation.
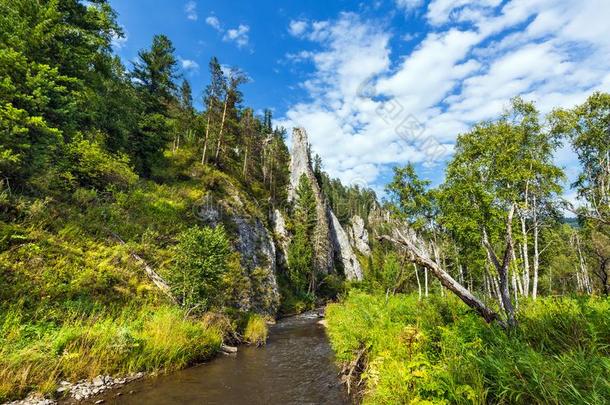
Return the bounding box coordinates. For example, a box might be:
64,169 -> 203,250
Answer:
233,216 -> 280,313
288,127 -> 363,281
289,127 -> 334,275
329,211 -> 364,280
195,188 -> 280,314
348,215 -> 371,256
272,208 -> 290,266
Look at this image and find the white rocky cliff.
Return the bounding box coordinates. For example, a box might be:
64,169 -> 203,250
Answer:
329,211 -> 364,280
288,127 -> 363,281
289,127 -> 334,275
348,215 -> 371,256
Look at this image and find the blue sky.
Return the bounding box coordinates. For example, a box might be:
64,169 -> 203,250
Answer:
109,0 -> 610,200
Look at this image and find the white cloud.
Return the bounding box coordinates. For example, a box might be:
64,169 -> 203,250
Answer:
110,28 -> 127,49
205,16 -> 251,49
184,1 -> 197,21
280,1 -> 610,189
180,58 -> 200,72
223,24 -> 250,48
288,19 -> 308,37
205,15 -> 221,31
285,50 -> 315,63
395,0 -> 424,13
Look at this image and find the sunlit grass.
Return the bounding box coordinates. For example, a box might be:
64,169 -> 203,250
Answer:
326,292 -> 610,404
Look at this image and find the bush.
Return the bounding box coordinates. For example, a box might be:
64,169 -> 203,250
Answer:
66,138 -> 138,190
168,225 -> 231,311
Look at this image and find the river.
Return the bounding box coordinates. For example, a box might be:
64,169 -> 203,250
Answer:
98,312 -> 350,404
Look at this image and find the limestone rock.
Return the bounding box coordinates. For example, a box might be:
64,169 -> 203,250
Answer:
289,128 -> 333,275
272,209 -> 290,266
348,215 -> 371,256
329,210 -> 363,281
232,216 -> 280,314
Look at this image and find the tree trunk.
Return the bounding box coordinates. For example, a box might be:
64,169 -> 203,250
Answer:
202,108 -> 211,164
575,234 -> 591,294
532,195 -> 540,299
520,216 -> 530,297
110,232 -> 176,304
482,204 -> 517,328
414,263 -> 422,300
424,268 -> 429,297
242,147 -> 248,177
380,231 -> 505,328
214,96 -> 228,165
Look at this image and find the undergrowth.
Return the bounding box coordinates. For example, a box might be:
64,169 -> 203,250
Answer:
326,291 -> 610,404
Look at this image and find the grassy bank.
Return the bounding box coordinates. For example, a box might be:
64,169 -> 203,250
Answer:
0,305 -> 225,400
326,291 -> 610,404
0,150 -> 275,402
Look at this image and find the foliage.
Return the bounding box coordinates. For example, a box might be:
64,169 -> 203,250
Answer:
287,174 -> 317,294
168,226 -> 231,312
327,291 -> 610,404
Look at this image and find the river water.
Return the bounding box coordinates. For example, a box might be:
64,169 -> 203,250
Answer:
100,312 -> 350,405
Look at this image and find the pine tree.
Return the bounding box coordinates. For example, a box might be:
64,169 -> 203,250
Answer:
130,34 -> 178,175
287,174 -> 318,294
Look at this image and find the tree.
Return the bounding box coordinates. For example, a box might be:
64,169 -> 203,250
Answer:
174,79 -> 196,149
386,163 -> 434,230
385,163 -> 436,296
201,57 -> 226,164
213,67 -> 247,167
169,226 -> 231,312
130,34 -> 178,175
550,92 -> 610,226
287,174 -> 318,294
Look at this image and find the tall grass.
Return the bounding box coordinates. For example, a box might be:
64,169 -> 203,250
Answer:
0,305 -> 224,401
326,292 -> 610,404
243,314 -> 269,346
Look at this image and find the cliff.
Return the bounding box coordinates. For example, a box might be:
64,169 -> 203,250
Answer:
288,128 -> 363,281
289,128 -> 335,276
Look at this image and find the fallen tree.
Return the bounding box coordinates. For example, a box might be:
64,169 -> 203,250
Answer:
379,226 -> 507,329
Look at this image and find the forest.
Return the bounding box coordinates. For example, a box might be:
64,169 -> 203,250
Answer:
0,0 -> 609,404
328,93 -> 610,404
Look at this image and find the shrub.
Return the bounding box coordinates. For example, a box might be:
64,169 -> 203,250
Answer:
66,138 -> 137,190
168,225 -> 231,311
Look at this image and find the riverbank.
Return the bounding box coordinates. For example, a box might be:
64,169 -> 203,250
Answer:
89,311 -> 348,405
326,291 -> 610,404
0,304 -> 275,404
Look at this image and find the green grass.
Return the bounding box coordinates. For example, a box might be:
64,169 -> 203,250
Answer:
0,149 -> 278,401
326,291 -> 610,404
0,305 -> 225,401
243,314 -> 269,346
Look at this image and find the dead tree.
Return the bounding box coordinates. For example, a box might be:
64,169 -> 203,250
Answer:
481,204 -> 517,328
379,227 -> 506,329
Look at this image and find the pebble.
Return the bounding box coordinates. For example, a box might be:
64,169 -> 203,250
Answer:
2,371 -> 147,405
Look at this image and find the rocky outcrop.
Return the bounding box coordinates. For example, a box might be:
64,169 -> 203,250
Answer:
289,127 -> 334,275
233,216 -> 280,313
195,187 -> 279,314
272,208 -> 290,266
288,127 -> 363,281
329,211 -> 363,280
348,215 -> 371,256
